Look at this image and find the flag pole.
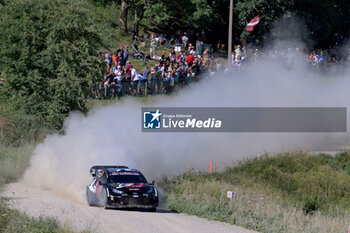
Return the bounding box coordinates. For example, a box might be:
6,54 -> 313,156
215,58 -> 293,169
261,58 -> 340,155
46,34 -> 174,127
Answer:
228,0 -> 233,68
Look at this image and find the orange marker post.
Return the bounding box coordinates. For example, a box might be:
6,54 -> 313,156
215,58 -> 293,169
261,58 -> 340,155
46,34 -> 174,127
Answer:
210,161 -> 213,174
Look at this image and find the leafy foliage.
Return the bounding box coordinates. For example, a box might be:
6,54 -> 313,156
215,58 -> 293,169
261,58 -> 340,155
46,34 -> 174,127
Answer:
123,0 -> 349,47
0,0 -> 105,129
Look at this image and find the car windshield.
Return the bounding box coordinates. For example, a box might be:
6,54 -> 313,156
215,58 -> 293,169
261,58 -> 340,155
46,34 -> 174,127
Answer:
108,173 -> 147,184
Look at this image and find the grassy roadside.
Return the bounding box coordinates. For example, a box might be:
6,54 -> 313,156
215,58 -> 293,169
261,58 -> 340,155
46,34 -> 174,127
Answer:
0,143 -> 77,233
0,201 -> 75,233
162,152 -> 350,233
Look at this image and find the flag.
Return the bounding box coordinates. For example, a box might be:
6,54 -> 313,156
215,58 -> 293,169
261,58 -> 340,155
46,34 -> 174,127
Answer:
246,16 -> 260,32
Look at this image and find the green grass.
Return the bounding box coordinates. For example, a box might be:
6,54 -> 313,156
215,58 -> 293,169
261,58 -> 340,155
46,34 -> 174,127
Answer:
162,152 -> 350,233
0,201 -> 75,233
0,143 -> 35,187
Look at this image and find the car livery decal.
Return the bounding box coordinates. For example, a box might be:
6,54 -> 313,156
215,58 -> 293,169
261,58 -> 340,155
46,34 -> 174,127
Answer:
109,171 -> 140,176
125,183 -> 144,189
114,183 -> 144,189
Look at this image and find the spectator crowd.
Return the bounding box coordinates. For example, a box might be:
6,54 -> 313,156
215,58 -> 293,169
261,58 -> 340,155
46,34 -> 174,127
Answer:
94,31 -> 219,98
92,30 -> 350,99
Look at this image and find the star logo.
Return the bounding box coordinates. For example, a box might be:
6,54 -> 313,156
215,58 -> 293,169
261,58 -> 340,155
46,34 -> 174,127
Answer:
150,109 -> 162,122
143,109 -> 162,129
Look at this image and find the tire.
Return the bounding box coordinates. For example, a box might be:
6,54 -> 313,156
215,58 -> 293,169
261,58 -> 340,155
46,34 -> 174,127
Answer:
86,187 -> 94,206
102,188 -> 109,209
149,207 -> 157,212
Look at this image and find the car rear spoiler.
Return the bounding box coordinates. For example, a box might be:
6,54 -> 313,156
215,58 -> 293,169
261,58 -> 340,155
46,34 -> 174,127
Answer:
90,165 -> 129,177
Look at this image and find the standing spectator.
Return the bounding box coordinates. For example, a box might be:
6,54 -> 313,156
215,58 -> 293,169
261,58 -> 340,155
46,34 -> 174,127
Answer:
169,49 -> 176,63
114,66 -> 123,84
123,46 -> 129,66
117,46 -> 124,60
235,45 -> 241,59
189,46 -> 196,57
177,51 -> 185,64
112,52 -> 118,67
182,32 -> 189,48
105,50 -> 112,65
150,67 -> 156,94
187,53 -> 194,66
196,29 -> 207,55
138,72 -> 146,96
104,67 -> 114,97
131,67 -> 139,95
141,66 -> 150,80
117,52 -> 123,67
155,65 -> 162,94
124,61 -> 133,95
141,66 -> 150,95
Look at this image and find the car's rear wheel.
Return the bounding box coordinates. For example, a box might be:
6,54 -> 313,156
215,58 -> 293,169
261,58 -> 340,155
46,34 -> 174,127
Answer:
149,207 -> 156,212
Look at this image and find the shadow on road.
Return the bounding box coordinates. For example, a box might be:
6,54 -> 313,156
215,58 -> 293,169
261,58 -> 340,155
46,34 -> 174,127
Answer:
105,207 -> 177,214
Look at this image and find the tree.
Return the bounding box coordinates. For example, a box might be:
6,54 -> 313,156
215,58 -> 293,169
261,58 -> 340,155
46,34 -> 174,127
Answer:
0,0 -> 105,128
234,0 -> 348,47
120,0 -> 129,33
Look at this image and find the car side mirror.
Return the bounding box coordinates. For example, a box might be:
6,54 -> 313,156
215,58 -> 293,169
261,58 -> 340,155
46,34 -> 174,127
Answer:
150,180 -> 155,186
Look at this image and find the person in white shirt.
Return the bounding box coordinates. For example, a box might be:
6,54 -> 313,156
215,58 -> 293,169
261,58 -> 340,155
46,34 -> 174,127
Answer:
190,48 -> 196,57
137,73 -> 145,95
235,45 -> 241,59
182,32 -> 189,48
131,68 -> 139,95
114,66 -> 122,83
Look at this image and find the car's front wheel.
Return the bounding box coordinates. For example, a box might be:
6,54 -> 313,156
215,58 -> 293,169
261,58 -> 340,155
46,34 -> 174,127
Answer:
86,187 -> 94,206
102,188 -> 109,209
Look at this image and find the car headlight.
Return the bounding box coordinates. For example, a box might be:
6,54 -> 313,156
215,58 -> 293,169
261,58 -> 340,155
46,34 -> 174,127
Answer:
112,188 -> 124,194
147,187 -> 157,196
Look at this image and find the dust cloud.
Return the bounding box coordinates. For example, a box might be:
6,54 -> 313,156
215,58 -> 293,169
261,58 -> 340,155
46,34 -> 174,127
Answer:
23,22 -> 350,202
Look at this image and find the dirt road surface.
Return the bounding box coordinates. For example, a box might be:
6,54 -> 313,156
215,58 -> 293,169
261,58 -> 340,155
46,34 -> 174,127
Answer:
2,183 -> 258,233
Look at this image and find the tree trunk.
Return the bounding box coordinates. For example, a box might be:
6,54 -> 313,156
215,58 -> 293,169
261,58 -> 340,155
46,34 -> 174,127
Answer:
120,0 -> 128,33
134,9 -> 138,34
136,9 -> 144,35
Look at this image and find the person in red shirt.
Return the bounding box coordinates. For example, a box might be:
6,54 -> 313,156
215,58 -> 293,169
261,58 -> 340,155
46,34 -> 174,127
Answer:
187,54 -> 194,66
112,52 -> 118,67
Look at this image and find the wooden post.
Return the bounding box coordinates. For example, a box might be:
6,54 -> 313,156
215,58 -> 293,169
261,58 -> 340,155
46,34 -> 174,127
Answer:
228,0 -> 233,67
210,161 -> 213,174
145,81 -> 148,96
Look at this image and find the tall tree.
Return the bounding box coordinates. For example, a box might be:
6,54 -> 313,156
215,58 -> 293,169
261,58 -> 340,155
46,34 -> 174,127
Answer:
0,0 -> 105,128
120,0 -> 129,33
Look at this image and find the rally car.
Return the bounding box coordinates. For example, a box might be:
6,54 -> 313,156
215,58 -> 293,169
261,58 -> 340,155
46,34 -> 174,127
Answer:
86,166 -> 159,211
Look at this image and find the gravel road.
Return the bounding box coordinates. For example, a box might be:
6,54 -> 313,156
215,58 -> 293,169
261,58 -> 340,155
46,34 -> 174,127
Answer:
2,182 -> 258,233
